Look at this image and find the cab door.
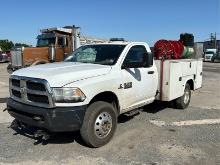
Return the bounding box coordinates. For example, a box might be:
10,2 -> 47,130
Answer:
56,36 -> 69,61
120,45 -> 157,111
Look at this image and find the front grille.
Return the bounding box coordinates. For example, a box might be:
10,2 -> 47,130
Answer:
26,81 -> 46,91
9,76 -> 54,108
12,79 -> 20,87
27,93 -> 49,104
12,89 -> 21,98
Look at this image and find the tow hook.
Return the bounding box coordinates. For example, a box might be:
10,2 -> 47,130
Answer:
34,130 -> 51,141
10,120 -> 26,129
10,120 -> 52,142
33,116 -> 43,121
3,108 -> 8,112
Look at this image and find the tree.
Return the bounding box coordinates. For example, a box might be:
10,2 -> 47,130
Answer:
0,40 -> 14,52
14,43 -> 31,47
0,40 -> 31,52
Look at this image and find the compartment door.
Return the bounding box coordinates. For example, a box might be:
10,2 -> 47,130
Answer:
195,60 -> 203,89
168,62 -> 184,101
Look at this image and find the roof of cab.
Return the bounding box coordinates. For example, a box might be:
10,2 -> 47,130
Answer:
85,41 -> 147,46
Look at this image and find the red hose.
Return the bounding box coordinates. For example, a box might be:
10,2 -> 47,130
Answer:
154,40 -> 184,60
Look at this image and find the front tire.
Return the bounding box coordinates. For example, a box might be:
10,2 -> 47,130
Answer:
174,83 -> 191,109
211,57 -> 215,63
7,64 -> 14,74
80,101 -> 117,148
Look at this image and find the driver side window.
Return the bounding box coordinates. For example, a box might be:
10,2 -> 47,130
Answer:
123,45 -> 147,67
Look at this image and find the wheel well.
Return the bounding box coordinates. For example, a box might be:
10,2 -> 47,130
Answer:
89,92 -> 120,115
186,79 -> 194,90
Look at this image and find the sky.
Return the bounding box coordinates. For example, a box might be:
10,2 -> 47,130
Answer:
0,0 -> 219,46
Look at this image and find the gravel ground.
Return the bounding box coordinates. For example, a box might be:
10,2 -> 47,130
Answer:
0,62 -> 219,165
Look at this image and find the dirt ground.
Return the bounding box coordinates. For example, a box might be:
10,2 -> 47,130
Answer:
0,62 -> 219,165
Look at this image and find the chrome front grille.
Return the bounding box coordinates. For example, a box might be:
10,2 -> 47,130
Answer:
9,76 -> 54,108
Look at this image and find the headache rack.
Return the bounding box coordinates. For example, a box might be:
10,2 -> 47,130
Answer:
9,76 -> 55,108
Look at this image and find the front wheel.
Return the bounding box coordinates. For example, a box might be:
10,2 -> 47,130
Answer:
7,64 -> 14,74
80,101 -> 117,148
211,57 -> 215,63
174,83 -> 191,109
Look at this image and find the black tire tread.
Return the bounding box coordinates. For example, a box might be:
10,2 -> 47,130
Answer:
80,101 -> 117,148
174,83 -> 191,109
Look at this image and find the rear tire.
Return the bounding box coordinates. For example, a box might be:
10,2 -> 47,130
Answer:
80,101 -> 117,148
174,83 -> 191,109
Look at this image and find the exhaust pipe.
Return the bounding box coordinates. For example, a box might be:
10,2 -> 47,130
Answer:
49,45 -> 56,62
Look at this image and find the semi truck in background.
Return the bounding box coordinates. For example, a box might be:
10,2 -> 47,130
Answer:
7,25 -> 107,73
6,34 -> 203,147
203,48 -> 217,62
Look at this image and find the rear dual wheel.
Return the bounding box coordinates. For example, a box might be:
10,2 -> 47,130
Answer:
173,83 -> 191,109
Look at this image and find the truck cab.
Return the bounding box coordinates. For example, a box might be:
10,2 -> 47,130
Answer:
7,26 -> 108,73
8,26 -> 79,73
29,28 -> 74,63
204,48 -> 217,62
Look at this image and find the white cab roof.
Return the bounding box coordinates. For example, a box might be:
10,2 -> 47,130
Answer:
41,27 -> 72,34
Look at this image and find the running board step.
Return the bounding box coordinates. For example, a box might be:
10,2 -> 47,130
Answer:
124,109 -> 140,117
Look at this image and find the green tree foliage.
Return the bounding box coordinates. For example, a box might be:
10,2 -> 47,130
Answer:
0,40 -> 31,52
0,40 -> 14,51
14,43 -> 31,47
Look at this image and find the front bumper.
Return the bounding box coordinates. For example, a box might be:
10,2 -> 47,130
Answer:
7,98 -> 87,132
204,56 -> 212,61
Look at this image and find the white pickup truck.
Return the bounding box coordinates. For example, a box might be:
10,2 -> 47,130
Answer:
7,41 -> 203,147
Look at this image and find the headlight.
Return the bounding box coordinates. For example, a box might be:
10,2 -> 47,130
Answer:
52,88 -> 86,103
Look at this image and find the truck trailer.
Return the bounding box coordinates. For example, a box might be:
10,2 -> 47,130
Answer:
6,38 -> 203,147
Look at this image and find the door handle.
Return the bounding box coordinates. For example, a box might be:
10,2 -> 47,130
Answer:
148,71 -> 154,74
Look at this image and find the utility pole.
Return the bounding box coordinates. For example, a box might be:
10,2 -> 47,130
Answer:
210,33 -> 217,49
214,32 -> 217,49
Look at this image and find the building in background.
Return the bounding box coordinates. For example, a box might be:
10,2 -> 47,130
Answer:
197,40 -> 220,51
203,40 -> 220,50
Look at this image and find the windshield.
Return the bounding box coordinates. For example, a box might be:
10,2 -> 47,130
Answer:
64,44 -> 126,65
205,51 -> 214,54
37,38 -> 55,47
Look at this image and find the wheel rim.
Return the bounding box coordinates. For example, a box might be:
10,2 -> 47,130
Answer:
184,90 -> 190,104
94,112 -> 112,139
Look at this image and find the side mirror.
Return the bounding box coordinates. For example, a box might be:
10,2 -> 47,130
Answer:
144,52 -> 153,67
